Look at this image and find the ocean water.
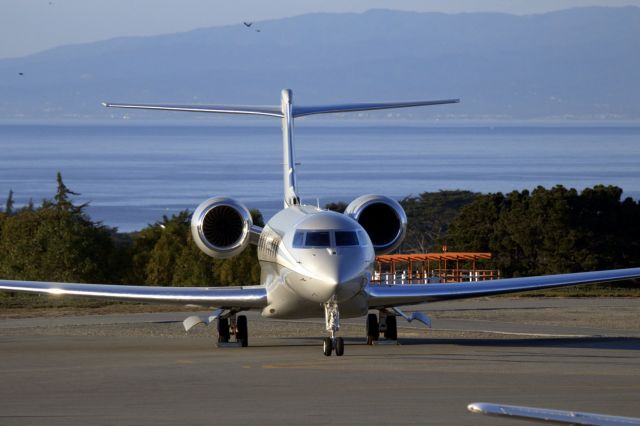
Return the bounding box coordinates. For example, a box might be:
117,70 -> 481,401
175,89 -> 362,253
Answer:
1,120 -> 639,231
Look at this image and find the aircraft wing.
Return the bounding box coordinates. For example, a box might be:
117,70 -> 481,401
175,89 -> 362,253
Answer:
468,402 -> 640,425
0,280 -> 267,309
366,267 -> 640,308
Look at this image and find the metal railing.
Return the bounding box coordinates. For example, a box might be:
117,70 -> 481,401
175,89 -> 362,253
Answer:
371,269 -> 501,285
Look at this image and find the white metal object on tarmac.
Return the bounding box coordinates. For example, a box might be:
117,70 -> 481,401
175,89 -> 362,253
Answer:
468,402 -> 640,425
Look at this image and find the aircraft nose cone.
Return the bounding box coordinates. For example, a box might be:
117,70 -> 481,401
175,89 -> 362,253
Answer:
322,259 -> 367,302
321,263 -> 341,286
323,270 -> 357,287
318,257 -> 360,286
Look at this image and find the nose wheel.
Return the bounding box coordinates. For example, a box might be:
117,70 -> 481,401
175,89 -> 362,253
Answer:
323,297 -> 344,356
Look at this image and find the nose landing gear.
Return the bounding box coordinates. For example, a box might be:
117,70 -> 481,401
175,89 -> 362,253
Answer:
323,297 -> 344,356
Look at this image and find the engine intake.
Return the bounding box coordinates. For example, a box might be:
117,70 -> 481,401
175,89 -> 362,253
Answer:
191,197 -> 253,259
345,195 -> 407,255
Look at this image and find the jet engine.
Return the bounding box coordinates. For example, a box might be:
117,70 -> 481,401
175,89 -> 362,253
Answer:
191,197 -> 255,259
345,195 -> 407,255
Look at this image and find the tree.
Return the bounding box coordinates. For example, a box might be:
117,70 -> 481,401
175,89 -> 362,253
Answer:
48,172 -> 87,214
0,180 -> 119,284
400,190 -> 478,253
325,201 -> 348,213
131,208 -> 265,287
444,185 -> 640,278
142,211 -> 201,285
4,189 -> 14,215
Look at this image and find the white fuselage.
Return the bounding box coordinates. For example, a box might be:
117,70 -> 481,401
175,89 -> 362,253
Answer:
257,205 -> 375,319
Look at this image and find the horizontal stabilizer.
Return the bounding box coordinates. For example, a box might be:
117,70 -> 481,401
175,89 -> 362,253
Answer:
292,99 -> 460,118
102,98 -> 460,118
102,102 -> 283,118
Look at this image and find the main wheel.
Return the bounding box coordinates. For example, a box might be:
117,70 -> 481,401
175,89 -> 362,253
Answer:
323,337 -> 333,356
217,318 -> 230,343
335,337 -> 345,356
384,315 -> 398,340
236,315 -> 248,347
366,313 -> 379,345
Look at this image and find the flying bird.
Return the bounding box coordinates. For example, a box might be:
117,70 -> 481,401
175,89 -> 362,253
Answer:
243,22 -> 252,27
18,72 -> 24,76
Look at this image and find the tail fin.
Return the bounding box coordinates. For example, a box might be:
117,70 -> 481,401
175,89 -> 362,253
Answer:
103,90 -> 460,208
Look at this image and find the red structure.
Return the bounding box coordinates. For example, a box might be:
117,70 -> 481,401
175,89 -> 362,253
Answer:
373,252 -> 500,285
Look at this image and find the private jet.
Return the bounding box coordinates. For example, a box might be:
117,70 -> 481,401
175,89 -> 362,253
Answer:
1,89 -> 640,356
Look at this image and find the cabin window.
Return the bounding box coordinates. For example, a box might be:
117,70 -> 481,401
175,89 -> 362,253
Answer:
304,231 -> 331,247
335,231 -> 359,246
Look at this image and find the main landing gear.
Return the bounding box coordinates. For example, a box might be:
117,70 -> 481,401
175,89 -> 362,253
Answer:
217,313 -> 249,347
366,310 -> 398,345
182,310 -> 249,347
323,296 -> 344,356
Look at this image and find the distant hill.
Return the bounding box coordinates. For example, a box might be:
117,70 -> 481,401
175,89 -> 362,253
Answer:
1,7 -> 639,120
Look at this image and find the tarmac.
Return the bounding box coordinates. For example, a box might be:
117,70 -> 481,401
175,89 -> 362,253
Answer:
1,298 -> 639,425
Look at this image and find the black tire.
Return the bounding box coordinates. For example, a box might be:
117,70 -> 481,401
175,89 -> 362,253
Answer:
217,318 -> 230,343
323,337 -> 333,356
384,315 -> 398,340
335,337 -> 344,356
366,313 -> 379,345
236,315 -> 248,347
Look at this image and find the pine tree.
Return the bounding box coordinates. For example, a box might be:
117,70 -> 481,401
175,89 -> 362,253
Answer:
4,189 -> 14,215
52,172 -> 86,214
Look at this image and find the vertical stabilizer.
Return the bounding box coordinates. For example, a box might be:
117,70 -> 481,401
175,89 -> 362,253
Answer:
281,89 -> 301,207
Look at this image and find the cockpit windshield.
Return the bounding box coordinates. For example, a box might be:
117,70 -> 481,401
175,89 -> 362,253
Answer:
292,230 -> 362,248
335,231 -> 359,246
305,231 -> 331,247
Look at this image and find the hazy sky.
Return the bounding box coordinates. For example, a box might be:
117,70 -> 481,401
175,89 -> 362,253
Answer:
1,0 -> 639,59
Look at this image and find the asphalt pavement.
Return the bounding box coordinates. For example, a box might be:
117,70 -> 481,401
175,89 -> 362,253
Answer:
1,298 -> 639,425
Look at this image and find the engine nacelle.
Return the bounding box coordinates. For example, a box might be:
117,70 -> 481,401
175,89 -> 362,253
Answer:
191,197 -> 253,259
345,194 -> 407,255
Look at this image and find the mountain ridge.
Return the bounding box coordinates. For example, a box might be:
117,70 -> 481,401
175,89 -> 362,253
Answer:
1,6 -> 638,120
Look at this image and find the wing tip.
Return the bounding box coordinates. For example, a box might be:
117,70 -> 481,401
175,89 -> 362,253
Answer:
467,403 -> 487,414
